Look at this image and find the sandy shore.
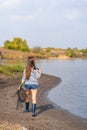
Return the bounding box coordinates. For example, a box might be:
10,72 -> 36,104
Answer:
0,73 -> 87,130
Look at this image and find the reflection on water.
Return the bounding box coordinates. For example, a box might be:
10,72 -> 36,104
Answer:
36,59 -> 87,118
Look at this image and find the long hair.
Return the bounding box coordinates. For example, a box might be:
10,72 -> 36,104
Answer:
25,56 -> 35,79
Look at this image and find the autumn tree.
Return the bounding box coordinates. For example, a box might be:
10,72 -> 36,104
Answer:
4,37 -> 30,52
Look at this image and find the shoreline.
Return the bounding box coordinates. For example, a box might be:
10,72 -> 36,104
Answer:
0,74 -> 87,130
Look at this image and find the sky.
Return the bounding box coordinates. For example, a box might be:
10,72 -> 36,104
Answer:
0,0 -> 87,49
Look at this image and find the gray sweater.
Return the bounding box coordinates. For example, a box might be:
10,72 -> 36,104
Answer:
22,69 -> 41,85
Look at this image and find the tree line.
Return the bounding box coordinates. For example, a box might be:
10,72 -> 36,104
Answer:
3,37 -> 87,58
66,48 -> 87,58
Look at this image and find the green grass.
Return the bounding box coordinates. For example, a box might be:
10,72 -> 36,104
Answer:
0,64 -> 24,76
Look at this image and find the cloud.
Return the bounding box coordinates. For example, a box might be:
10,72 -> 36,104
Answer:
64,9 -> 80,22
82,0 -> 87,2
11,15 -> 35,22
0,0 -> 87,48
0,0 -> 23,9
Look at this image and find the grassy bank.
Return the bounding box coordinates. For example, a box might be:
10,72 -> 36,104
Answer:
0,64 -> 24,76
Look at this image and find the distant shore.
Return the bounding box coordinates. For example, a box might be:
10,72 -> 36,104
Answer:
0,47 -> 87,60
0,74 -> 87,130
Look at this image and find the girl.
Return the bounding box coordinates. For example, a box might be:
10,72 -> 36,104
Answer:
21,56 -> 42,116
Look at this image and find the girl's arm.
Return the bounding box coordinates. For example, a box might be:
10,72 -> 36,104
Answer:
17,69 -> 25,90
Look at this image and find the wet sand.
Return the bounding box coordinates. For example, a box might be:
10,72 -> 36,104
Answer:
0,73 -> 87,130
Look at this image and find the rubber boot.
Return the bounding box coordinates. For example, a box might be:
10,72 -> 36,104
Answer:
32,104 -> 36,116
25,102 -> 29,112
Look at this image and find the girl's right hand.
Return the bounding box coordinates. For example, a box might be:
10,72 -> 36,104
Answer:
38,69 -> 42,74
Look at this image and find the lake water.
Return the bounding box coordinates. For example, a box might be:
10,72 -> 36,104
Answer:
36,59 -> 87,118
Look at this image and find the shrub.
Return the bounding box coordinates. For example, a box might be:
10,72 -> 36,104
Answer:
4,37 -> 30,52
